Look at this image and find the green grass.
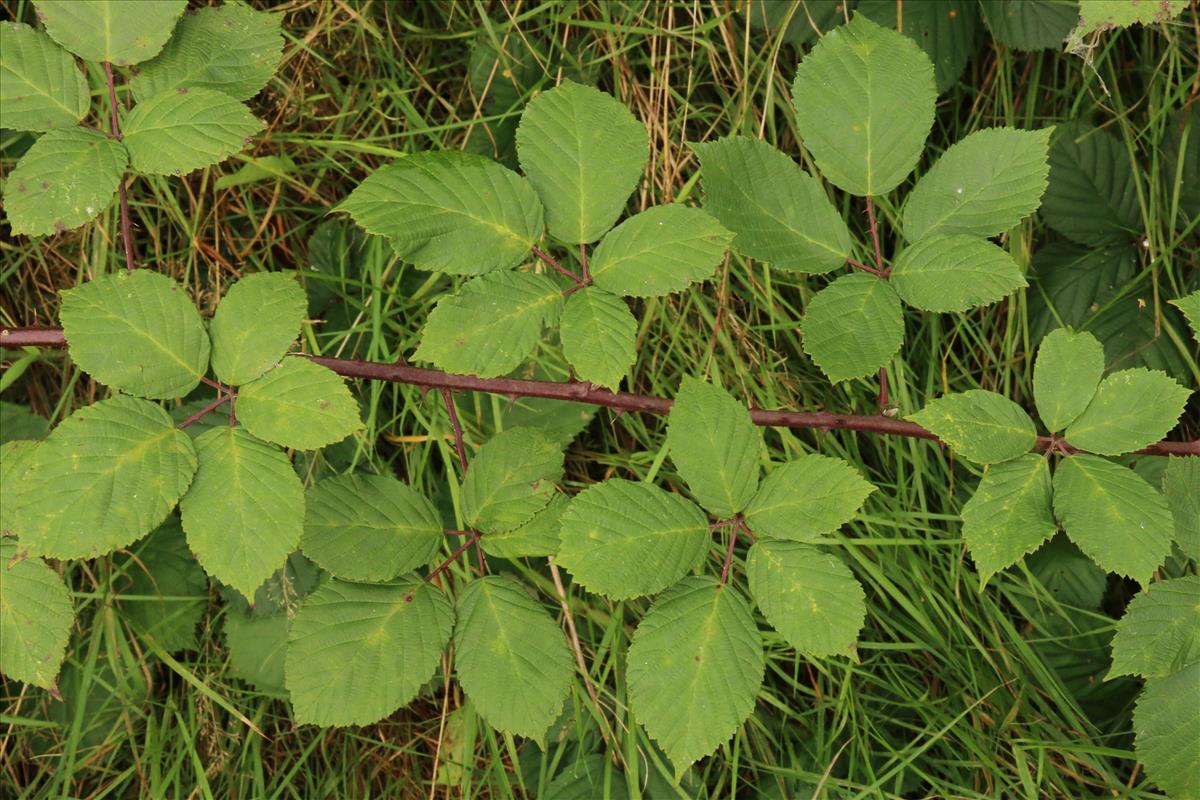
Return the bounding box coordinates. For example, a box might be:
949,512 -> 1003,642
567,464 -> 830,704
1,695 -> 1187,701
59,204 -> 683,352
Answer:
2,0 -> 1197,797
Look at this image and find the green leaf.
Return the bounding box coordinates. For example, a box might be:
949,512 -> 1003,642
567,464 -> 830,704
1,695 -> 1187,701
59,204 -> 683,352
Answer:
302,473 -> 442,583
61,271 -> 210,399
791,12 -> 936,196
1164,456 -> 1200,561
626,577 -> 764,774
0,539 -> 73,690
480,493 -> 568,559
979,0 -> 1078,50
744,455 -> 874,542
515,80 -> 648,244
179,427 -> 304,600
1064,369 -> 1191,456
891,235 -> 1027,313
0,21 -> 89,131
213,154 -> 297,190
1110,576 -> 1200,679
35,0 -> 186,65
960,455 -> 1056,583
856,0 -> 978,93
800,273 -> 904,382
414,271 -> 562,378
122,87 -> 263,176
0,402 -> 50,444
1041,123 -> 1141,245
461,427 -> 564,533
1133,663 -> 1200,800
1033,328 -> 1105,433
1162,106 -> 1200,230
209,271 -> 307,386
746,0 -> 849,46
286,577 -> 454,726
1169,289 -> 1200,343
666,377 -> 761,518
556,479 -> 709,599
0,440 -> 39,535
237,358 -> 362,451
908,390 -> 1036,464
902,128 -> 1052,242
544,754 -> 629,800
588,204 -> 733,296
693,136 -> 851,274
560,288 -> 636,390
13,396 -> 196,559
1026,533 -> 1107,610
130,3 -> 282,102
238,552 -> 320,618
116,517 -> 207,651
1070,0 -> 1187,40
3,127 -> 128,237
746,540 -> 865,658
1052,455 -> 1175,583
224,608 -> 287,692
454,575 -> 573,740
339,153 -> 543,275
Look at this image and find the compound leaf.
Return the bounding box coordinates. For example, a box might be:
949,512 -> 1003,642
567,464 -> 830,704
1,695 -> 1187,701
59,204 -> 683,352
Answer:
116,517 -> 207,651
589,204 -> 733,297
0,440 -> 39,535
891,235 -> 1027,313
454,575 -> 573,741
746,540 -> 865,658
461,427 -> 564,533
35,0 -> 186,65
130,3 -> 283,102
1171,290 -> 1200,342
801,273 -> 904,382
666,377 -> 761,519
560,288 -> 636,390
0,538 -> 73,690
1164,456 -> 1200,561
1133,663 -> 1200,800
908,390 -> 1036,464
179,427 -> 304,600
791,12 -> 936,196
209,271 -> 307,386
744,454 -> 875,541
556,479 -> 709,599
626,577 -> 764,774
123,87 -> 263,176
1065,370 -> 1191,456
224,608 -> 287,692
1053,454 -> 1174,583
301,473 -> 442,583
1041,123 -> 1141,245
286,577 -> 453,726
961,455 -> 1056,583
0,21 -> 89,131
13,396 -> 196,559
979,0 -> 1078,50
339,153 -> 543,275
856,0 -> 978,93
515,80 -> 648,244
902,127 -> 1051,241
1033,328 -> 1104,433
1110,576 -> 1200,679
414,271 -> 562,378
481,493 -> 568,559
61,270 -> 209,399
3,127 -> 128,237
237,358 -> 362,451
693,136 -> 850,273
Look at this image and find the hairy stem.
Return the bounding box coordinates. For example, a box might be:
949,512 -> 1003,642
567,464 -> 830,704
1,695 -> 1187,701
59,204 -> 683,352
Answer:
440,388 -> 468,474
2,326 -> 1197,457
177,394 -> 230,429
866,196 -> 885,275
531,244 -> 586,286
103,62 -> 136,273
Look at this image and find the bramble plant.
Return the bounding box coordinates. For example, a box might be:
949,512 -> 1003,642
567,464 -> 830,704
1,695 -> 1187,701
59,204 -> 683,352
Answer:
1,3 -> 1198,794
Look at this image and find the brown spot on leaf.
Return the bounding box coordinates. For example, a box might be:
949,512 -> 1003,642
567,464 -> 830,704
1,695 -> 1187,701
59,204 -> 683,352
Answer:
17,180 -> 25,193
177,87 -> 189,95
54,221 -> 66,233
404,594 -> 414,603
318,399 -> 330,410
40,181 -> 48,190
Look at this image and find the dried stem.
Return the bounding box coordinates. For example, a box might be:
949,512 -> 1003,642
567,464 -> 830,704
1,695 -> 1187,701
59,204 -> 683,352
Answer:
103,62 -> 136,273
3,326 -> 1197,457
